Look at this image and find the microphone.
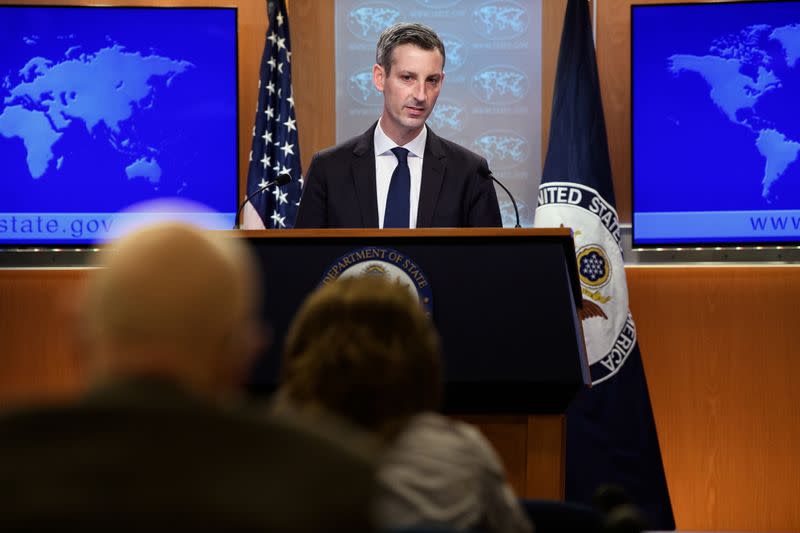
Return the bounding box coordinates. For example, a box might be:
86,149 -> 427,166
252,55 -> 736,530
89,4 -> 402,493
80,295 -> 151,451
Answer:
233,173 -> 292,229
486,172 -> 521,228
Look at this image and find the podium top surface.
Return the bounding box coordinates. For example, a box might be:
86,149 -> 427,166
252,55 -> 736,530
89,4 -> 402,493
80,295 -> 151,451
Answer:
235,227 -> 572,239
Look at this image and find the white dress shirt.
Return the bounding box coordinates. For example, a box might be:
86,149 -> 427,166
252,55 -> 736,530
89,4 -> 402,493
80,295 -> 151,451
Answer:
374,121 -> 426,229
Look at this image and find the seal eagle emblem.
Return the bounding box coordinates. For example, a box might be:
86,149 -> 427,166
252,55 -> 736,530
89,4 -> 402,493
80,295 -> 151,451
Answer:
321,246 -> 433,314
535,181 -> 636,384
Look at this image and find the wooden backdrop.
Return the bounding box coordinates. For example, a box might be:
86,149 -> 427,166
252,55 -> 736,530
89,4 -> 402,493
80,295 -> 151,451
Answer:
1,1 -> 799,531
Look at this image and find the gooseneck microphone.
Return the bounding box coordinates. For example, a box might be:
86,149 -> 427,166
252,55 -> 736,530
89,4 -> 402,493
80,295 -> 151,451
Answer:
233,173 -> 292,229
487,172 -> 521,228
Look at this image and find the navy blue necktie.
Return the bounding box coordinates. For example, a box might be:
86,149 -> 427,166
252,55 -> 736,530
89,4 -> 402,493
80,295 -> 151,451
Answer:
384,147 -> 410,228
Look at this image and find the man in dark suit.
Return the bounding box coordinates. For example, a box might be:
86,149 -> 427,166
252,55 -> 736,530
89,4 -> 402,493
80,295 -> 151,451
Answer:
295,22 -> 502,229
0,222 -> 376,532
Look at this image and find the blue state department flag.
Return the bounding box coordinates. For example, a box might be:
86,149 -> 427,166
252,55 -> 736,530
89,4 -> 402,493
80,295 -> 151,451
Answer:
242,0 -> 302,229
534,1 -> 675,529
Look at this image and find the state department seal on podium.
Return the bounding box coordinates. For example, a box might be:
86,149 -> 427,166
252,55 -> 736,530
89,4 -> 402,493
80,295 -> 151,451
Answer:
321,247 -> 433,314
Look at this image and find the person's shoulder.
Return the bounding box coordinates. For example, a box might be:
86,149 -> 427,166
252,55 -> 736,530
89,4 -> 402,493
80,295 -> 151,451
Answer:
406,413 -> 503,468
263,407 -> 380,465
409,412 -> 485,443
314,136 -> 357,159
0,402 -> 77,437
312,124 -> 375,162
392,412 -> 481,453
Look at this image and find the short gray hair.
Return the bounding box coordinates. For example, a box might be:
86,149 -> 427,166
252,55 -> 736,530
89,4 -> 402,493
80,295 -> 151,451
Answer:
375,22 -> 446,75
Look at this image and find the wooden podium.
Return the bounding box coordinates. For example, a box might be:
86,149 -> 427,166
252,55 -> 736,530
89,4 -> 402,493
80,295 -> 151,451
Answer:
238,227 -> 589,499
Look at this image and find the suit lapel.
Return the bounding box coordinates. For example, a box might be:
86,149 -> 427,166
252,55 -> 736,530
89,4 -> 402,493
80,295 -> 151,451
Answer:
352,124 -> 379,228
417,128 -> 446,228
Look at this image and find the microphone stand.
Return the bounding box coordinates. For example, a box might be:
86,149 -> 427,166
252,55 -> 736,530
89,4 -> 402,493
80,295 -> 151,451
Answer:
233,174 -> 291,230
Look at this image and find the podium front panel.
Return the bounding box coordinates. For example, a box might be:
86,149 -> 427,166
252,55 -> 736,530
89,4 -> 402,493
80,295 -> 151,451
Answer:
244,229 -> 586,413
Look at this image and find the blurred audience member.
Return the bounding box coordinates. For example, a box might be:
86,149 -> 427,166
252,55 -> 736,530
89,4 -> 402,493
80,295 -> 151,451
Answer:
603,505 -> 647,533
593,484 -> 647,533
0,222 -> 376,532
277,276 -> 531,533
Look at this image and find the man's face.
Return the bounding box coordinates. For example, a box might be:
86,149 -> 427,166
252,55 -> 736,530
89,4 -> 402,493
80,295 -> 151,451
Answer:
373,43 -> 445,144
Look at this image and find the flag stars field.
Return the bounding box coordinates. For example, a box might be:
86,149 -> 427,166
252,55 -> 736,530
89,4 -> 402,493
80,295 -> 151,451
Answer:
270,211 -> 285,227
241,0 -> 302,230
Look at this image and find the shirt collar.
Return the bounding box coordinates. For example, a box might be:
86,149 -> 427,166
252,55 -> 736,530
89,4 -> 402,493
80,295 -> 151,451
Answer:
374,119 -> 427,159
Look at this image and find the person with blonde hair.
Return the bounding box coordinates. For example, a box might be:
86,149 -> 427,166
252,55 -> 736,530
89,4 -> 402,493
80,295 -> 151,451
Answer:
278,276 -> 531,532
0,222 -> 376,532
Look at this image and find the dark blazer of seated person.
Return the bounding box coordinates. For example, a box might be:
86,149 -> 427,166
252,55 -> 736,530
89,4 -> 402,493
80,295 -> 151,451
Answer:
0,378 -> 376,532
0,222 -> 377,533
294,123 -> 502,229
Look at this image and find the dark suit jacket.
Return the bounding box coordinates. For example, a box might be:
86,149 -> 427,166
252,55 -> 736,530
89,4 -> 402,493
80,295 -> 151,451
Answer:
295,123 -> 502,228
0,378 -> 376,532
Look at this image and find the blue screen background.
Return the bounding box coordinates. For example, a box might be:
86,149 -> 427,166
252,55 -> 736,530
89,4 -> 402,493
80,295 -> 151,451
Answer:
632,2 -> 800,245
0,6 -> 238,243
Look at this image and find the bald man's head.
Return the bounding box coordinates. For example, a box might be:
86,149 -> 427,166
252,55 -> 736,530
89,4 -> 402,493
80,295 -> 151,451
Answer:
82,223 -> 266,401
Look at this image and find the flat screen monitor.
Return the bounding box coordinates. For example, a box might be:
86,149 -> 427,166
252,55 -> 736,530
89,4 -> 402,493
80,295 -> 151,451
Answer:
0,5 -> 238,246
632,1 -> 800,247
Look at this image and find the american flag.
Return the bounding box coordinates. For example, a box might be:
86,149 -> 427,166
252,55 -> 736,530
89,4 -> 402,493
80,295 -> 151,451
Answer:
242,0 -> 302,229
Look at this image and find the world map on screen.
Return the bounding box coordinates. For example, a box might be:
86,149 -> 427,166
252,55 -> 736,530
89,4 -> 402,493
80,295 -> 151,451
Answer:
0,44 -> 192,184
0,6 -> 238,225
668,23 -> 800,204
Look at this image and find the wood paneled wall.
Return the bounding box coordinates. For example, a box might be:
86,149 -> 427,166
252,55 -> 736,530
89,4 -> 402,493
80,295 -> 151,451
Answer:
628,266 -> 800,532
0,270 -> 87,409
288,0 -> 336,177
